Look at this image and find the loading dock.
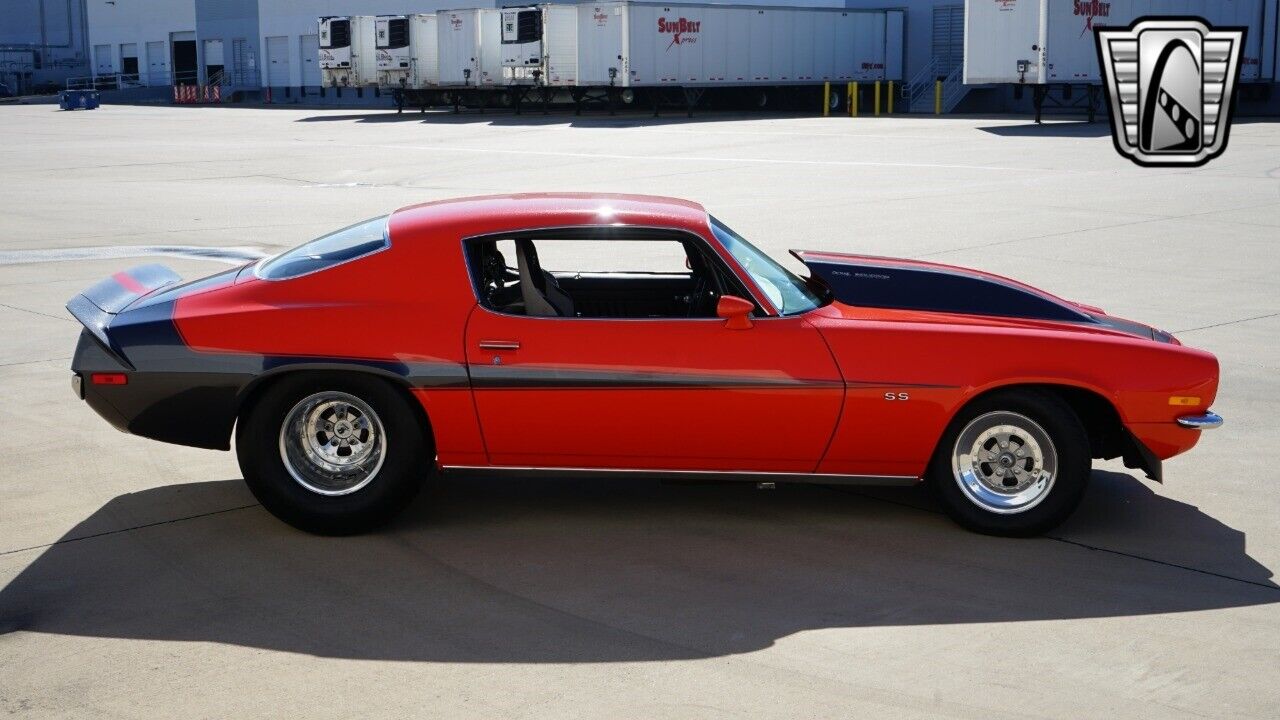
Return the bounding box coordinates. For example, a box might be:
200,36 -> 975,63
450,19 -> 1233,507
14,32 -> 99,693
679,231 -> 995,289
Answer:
171,32 -> 197,85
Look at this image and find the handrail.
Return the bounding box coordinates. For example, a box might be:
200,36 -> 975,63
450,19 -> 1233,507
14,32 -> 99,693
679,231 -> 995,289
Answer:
65,68 -> 247,91
941,63 -> 967,112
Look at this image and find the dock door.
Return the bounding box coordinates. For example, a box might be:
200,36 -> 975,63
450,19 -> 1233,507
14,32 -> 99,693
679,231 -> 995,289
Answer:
170,31 -> 198,85
300,34 -> 320,87
265,36 -> 291,88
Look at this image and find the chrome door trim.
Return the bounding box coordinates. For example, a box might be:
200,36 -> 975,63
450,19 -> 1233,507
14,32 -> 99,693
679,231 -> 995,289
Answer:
441,465 -> 919,487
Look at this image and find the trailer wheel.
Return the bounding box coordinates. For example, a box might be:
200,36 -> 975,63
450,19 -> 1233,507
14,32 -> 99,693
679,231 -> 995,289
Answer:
755,89 -> 770,109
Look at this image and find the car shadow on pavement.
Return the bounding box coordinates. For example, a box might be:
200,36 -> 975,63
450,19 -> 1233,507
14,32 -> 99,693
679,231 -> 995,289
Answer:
1,471 -> 1275,662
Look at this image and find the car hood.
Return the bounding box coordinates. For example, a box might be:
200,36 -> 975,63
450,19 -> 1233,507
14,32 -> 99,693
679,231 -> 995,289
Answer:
792,250 -> 1175,343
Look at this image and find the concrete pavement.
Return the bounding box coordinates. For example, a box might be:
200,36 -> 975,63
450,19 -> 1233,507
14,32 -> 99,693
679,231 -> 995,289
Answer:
0,104 -> 1277,718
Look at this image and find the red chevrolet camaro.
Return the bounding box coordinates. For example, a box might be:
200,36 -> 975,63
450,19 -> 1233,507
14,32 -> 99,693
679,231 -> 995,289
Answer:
68,194 -> 1221,536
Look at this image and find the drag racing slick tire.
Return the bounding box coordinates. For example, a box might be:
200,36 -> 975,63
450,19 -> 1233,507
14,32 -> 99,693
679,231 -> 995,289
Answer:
237,372 -> 430,535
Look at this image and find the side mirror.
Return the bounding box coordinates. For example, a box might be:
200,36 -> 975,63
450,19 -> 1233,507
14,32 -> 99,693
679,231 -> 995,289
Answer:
716,295 -> 754,330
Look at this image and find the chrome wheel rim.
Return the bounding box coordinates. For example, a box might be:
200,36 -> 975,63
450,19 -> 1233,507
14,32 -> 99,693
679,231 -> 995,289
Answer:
951,411 -> 1057,515
279,391 -> 386,496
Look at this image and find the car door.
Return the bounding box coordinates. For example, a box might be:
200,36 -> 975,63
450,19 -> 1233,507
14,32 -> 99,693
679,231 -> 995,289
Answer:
462,234 -> 844,473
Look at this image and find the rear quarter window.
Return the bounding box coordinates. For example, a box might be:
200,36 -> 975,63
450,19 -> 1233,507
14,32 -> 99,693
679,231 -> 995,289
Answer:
256,216 -> 389,280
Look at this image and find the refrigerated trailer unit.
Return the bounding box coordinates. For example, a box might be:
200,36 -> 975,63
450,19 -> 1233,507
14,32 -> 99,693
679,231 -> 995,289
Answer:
499,1 -> 904,111
375,15 -> 412,88
963,0 -> 1272,119
376,14 -> 439,89
319,15 -> 378,88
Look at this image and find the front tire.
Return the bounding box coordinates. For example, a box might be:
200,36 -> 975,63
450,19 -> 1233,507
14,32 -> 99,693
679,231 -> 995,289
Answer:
237,373 -> 430,535
928,390 -> 1089,537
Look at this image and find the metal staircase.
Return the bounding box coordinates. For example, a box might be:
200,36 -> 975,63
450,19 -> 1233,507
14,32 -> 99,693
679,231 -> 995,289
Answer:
899,3 -> 972,114
901,57 -> 970,114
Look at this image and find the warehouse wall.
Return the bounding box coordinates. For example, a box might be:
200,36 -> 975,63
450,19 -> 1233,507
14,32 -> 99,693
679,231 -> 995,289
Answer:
1,0 -> 89,90
84,0 -> 194,82
196,0 -> 260,86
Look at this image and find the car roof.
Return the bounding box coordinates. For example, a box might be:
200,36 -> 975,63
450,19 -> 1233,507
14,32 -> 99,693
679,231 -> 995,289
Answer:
388,193 -> 711,239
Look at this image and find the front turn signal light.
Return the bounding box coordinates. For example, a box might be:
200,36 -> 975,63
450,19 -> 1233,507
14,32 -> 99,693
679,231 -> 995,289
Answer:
1168,396 -> 1201,406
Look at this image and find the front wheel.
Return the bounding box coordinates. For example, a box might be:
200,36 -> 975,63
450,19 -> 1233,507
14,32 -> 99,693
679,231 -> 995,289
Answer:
237,373 -> 430,535
928,390 -> 1090,537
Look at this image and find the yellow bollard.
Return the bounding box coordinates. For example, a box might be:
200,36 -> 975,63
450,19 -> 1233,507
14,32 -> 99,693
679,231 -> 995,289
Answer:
874,81 -> 881,116
935,80 -> 942,115
888,81 -> 894,114
823,82 -> 830,117
850,81 -> 858,117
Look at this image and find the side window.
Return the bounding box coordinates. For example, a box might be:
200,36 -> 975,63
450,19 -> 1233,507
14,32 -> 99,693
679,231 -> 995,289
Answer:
534,239 -> 691,275
467,233 -> 755,320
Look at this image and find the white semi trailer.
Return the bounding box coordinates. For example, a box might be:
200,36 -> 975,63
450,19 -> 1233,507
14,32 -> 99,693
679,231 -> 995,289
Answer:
964,0 -> 1272,120
437,8 -> 503,87
319,15 -> 378,88
498,1 -> 904,111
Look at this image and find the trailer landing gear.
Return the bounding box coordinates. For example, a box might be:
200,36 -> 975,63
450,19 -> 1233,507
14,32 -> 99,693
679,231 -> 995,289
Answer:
650,87 -> 705,118
1032,83 -> 1102,124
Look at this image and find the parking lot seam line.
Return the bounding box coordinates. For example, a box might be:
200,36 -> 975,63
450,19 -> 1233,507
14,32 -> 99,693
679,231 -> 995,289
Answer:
918,199 -> 1280,259
823,486 -> 1280,593
352,142 -> 1055,174
1044,536 -> 1280,592
0,504 -> 261,557
1172,312 -> 1280,334
0,303 -> 76,324
0,356 -> 71,368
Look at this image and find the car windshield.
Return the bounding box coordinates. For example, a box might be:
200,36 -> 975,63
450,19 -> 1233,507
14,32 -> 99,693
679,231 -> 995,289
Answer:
709,217 -> 824,315
257,216 -> 389,280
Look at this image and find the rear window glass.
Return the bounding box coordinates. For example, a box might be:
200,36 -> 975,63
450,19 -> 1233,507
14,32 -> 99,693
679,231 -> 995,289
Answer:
256,216 -> 389,280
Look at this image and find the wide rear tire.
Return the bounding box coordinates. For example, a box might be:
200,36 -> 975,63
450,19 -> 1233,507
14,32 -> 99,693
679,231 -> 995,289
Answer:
928,389 -> 1090,537
236,373 -> 430,535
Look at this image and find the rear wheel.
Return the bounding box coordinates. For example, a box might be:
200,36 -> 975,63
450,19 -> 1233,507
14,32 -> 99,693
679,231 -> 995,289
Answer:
237,373 -> 430,535
928,390 -> 1089,536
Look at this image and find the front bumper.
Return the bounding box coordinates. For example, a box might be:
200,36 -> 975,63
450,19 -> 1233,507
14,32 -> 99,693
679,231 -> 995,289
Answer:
1176,411 -> 1224,430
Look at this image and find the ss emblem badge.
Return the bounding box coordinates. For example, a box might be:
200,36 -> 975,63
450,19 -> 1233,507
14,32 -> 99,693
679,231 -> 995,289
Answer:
884,392 -> 909,401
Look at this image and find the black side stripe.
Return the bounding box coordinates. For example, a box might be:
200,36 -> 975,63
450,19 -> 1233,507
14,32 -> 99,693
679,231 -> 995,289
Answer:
468,366 -> 958,391
470,366 -> 842,390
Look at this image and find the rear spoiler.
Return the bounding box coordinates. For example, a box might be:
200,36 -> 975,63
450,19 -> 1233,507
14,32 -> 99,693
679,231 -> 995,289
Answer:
66,264 -> 181,367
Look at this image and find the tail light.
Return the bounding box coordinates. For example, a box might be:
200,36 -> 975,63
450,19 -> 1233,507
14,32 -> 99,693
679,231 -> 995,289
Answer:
91,373 -> 128,386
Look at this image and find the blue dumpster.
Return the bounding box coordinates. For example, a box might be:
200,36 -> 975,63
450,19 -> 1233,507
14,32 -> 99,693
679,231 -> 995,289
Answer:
59,90 -> 100,111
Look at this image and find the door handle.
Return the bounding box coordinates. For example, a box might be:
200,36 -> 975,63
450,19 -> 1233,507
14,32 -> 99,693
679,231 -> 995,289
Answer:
478,340 -> 520,351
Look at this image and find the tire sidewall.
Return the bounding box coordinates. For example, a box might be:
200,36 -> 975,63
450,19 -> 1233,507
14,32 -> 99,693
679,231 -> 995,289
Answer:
237,373 -> 428,534
929,390 -> 1090,537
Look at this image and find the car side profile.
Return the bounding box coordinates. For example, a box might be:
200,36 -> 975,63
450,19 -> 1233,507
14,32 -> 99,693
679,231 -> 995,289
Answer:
68,194 -> 1221,536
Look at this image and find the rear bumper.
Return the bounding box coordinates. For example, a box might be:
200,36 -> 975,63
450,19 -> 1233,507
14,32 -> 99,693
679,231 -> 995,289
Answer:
71,330 -> 241,450
1176,411 -> 1224,430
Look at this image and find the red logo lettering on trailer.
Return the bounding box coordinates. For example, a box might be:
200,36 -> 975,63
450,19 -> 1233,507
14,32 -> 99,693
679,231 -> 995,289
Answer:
593,8 -> 608,25
1074,0 -> 1111,36
657,17 -> 701,50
